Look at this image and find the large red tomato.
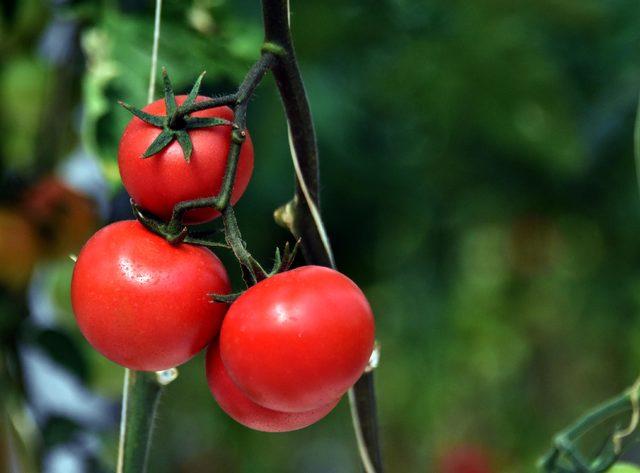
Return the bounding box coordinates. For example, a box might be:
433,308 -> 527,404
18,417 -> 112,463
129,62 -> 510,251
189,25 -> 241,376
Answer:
206,340 -> 338,432
118,95 -> 254,224
220,265 -> 375,413
71,220 -> 230,371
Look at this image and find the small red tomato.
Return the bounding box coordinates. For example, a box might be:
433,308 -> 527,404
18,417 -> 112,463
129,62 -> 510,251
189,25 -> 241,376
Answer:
439,445 -> 492,473
220,265 -> 375,413
118,95 -> 254,224
71,220 -> 230,371
206,340 -> 339,432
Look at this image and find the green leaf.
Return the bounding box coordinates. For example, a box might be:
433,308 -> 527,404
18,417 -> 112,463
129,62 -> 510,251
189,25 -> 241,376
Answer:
186,117 -> 233,128
162,67 -> 177,114
184,71 -> 206,108
175,130 -> 193,162
118,101 -> 165,126
270,247 -> 282,274
142,130 -> 175,158
42,416 -> 81,448
33,329 -> 89,382
282,238 -> 301,271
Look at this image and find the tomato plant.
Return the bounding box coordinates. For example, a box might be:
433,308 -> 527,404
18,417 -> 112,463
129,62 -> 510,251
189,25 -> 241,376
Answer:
118,95 -> 254,224
71,220 -> 230,371
70,1 -> 384,467
220,265 -> 375,413
206,340 -> 338,432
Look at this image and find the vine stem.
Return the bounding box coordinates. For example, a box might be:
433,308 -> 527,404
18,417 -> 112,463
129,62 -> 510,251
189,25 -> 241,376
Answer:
116,371 -> 164,473
260,0 -> 384,471
540,378 -> 640,472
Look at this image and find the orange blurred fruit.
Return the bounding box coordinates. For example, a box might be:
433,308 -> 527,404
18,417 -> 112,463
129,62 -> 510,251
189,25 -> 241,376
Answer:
0,209 -> 40,291
22,177 -> 99,257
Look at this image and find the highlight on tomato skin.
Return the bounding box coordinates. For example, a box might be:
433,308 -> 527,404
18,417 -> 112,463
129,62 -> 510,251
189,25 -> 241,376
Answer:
220,265 -> 375,413
117,95 -> 254,224
71,220 -> 231,371
206,340 -> 340,433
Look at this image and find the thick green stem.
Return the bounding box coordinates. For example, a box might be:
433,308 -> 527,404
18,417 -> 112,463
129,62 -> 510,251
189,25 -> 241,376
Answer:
222,206 -> 268,284
261,0 -> 384,471
172,94 -> 238,122
117,370 -> 163,473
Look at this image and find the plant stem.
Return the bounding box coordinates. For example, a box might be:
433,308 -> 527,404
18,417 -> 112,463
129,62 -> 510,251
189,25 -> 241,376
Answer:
540,379 -> 640,472
164,54 -> 275,284
116,370 -> 163,473
222,206 -> 268,284
260,0 -> 384,471
174,94 -> 237,117
168,53 -> 275,222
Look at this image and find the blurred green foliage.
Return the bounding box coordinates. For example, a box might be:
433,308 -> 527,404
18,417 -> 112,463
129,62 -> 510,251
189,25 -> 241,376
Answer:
3,0 -> 640,472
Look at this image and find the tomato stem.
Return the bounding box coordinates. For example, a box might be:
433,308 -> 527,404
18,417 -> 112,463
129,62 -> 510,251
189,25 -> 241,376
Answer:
173,94 -> 237,117
117,370 -> 164,473
160,54 -> 277,283
167,53 -> 276,225
130,54 -> 280,286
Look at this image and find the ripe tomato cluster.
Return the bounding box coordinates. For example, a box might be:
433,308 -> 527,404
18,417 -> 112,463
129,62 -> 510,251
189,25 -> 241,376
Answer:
70,93 -> 375,432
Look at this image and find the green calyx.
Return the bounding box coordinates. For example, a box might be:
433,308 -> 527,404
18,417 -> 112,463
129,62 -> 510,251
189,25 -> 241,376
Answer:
130,199 -> 229,250
119,68 -> 233,162
208,238 -> 300,304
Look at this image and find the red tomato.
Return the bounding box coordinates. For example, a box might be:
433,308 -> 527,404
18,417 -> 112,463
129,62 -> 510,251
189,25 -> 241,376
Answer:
220,265 -> 375,412
206,340 -> 339,432
118,95 -> 254,224
71,220 -> 230,371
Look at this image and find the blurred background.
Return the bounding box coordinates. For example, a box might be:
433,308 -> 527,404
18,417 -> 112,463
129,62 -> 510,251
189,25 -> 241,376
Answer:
2,0 -> 640,471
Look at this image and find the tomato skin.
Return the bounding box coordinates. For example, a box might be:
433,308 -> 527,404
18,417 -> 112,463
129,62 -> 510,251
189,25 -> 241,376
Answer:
220,265 -> 375,413
71,220 -> 230,371
206,340 -> 339,432
118,95 -> 254,224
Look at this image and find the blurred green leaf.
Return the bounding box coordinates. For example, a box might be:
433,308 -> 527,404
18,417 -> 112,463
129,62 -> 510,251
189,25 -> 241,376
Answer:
42,415 -> 81,448
0,57 -> 50,172
31,328 -> 89,382
610,463 -> 640,473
